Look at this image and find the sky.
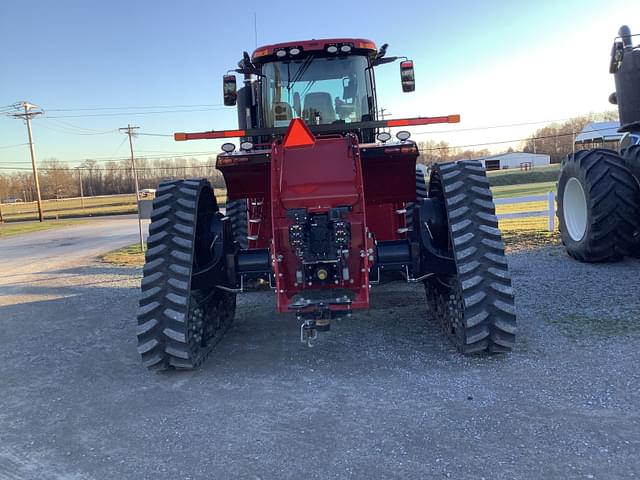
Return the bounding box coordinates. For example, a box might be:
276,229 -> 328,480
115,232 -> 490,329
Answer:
1,0 -> 639,171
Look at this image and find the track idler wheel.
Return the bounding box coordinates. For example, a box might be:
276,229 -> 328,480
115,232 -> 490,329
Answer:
423,160 -> 516,354
136,179 -> 236,370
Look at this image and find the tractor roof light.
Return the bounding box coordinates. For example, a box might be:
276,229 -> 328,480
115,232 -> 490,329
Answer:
276,49 -> 287,58
340,45 -> 352,53
396,131 -> 411,141
221,142 -> 236,153
326,45 -> 338,54
289,47 -> 301,56
376,132 -> 392,143
240,141 -> 254,151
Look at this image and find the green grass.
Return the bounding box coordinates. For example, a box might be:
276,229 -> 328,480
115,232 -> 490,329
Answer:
488,164 -> 560,186
0,219 -> 87,237
0,190 -> 226,222
492,181 -> 556,199
98,243 -> 146,266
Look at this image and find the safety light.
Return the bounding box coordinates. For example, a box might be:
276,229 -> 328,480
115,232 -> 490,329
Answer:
253,48 -> 270,60
276,49 -> 287,58
289,47 -> 301,56
355,40 -> 377,50
396,131 -> 411,141
376,132 -> 391,143
326,45 -> 338,54
221,142 -> 236,153
240,141 -> 254,151
340,45 -> 352,53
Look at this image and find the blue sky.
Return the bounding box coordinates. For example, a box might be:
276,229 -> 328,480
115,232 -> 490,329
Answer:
1,0 -> 638,169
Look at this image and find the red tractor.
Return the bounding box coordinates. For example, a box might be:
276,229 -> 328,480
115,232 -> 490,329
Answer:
136,39 -> 516,370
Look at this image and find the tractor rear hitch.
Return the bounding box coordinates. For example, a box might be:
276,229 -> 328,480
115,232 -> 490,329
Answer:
300,319 -> 319,347
290,296 -> 352,346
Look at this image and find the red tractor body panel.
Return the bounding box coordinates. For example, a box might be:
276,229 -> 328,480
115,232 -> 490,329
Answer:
217,133 -> 421,251
269,133 -> 371,313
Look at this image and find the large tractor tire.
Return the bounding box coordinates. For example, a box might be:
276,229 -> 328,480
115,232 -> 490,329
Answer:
137,179 -> 236,370
225,198 -> 248,249
557,149 -> 639,262
423,160 -> 516,354
621,144 -> 640,256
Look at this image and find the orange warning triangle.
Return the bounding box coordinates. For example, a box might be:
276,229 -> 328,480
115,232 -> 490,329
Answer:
283,118 -> 316,148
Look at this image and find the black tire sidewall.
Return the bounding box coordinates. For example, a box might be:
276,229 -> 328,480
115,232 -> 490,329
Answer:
557,152 -> 592,254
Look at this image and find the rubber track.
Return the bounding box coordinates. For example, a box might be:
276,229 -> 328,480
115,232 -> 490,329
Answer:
137,178 -> 226,370
558,149 -> 639,262
428,160 -> 516,353
226,198 -> 248,249
406,165 -> 429,232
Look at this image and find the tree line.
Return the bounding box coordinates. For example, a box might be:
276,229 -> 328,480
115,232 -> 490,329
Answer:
0,157 -> 226,202
0,112 -> 621,201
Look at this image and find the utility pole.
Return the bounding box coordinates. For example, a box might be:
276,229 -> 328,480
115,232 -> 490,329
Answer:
120,124 -> 144,252
12,102 -> 44,222
76,167 -> 85,209
379,108 -> 391,133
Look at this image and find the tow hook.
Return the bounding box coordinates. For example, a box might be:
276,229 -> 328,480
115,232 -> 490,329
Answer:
300,319 -> 319,347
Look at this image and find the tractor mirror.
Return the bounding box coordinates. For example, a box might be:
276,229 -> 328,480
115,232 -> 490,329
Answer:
400,60 -> 415,92
223,75 -> 237,106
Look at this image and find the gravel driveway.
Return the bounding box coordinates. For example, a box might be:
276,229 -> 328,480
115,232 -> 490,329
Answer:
0,240 -> 639,479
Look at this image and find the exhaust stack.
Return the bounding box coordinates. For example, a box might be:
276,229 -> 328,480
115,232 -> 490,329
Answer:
612,25 -> 640,132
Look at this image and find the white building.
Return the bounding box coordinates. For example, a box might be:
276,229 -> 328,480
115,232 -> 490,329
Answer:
574,121 -> 622,149
475,152 -> 551,171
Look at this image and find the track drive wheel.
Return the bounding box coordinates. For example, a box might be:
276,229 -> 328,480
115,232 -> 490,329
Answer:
137,179 -> 236,370
557,149 -> 639,262
226,198 -> 248,249
424,160 -> 516,353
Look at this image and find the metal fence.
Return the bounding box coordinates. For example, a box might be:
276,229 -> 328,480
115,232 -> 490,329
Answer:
495,191 -> 556,231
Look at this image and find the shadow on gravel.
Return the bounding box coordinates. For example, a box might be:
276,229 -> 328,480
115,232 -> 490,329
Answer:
48,264 -> 141,277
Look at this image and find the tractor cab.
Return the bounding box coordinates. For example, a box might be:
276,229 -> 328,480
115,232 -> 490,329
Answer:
221,39 -> 415,143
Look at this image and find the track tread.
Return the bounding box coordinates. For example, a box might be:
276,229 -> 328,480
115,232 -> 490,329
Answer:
136,178 -> 236,371
406,165 -> 429,232
226,199 -> 249,249
425,160 -> 516,354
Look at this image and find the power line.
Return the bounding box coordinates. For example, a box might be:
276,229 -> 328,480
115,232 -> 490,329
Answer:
45,107 -> 229,119
0,143 -> 29,149
36,120 -> 119,136
44,118 -> 120,134
45,103 -> 224,112
412,117 -> 588,136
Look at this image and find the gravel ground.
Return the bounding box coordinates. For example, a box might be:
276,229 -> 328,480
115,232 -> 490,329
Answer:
0,243 -> 639,479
